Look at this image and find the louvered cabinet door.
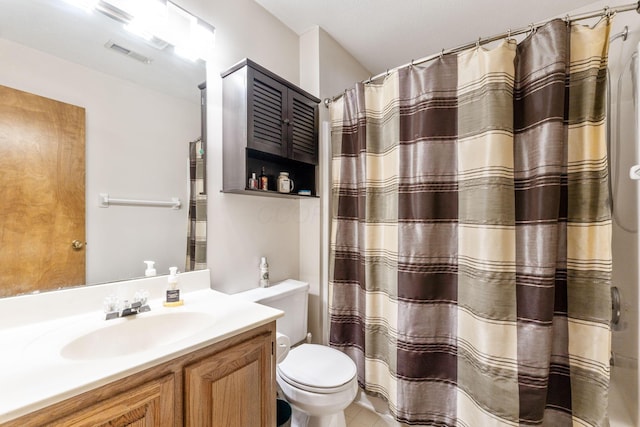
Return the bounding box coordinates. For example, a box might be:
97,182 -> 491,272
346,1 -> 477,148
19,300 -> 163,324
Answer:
288,90 -> 318,165
247,68 -> 287,157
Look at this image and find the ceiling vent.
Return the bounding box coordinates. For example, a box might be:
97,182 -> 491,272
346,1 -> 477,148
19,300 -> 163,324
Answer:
104,40 -> 152,64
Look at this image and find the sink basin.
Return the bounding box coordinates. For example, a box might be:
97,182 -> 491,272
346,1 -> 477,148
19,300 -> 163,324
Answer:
60,311 -> 215,360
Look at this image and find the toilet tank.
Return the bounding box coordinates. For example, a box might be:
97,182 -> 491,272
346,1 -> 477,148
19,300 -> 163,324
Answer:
234,279 -> 309,345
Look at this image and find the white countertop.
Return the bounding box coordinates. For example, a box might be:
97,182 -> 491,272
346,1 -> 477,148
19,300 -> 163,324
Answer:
0,270 -> 283,423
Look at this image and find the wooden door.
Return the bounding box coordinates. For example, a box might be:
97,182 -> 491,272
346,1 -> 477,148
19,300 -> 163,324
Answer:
184,332 -> 275,427
0,85 -> 85,296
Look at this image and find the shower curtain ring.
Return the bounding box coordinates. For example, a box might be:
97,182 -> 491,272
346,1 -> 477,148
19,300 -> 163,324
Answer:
440,49 -> 444,60
476,37 -> 481,48
564,14 -> 571,24
410,59 -> 414,67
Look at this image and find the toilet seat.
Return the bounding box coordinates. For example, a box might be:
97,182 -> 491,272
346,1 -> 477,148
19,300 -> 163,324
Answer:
277,344 -> 357,394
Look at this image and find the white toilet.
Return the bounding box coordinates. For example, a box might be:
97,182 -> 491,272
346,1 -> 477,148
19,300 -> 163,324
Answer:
235,280 -> 358,427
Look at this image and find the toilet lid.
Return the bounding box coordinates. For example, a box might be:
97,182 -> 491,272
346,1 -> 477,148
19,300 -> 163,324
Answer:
277,344 -> 357,391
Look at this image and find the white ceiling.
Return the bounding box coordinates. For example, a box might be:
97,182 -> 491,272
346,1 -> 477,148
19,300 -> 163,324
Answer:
255,0 -> 602,75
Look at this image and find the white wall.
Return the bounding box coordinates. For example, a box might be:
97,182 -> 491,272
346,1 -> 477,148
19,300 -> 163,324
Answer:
298,28 -> 323,344
0,38 -> 200,284
179,12 -> 368,340
176,0 -> 303,293
298,26 -> 371,343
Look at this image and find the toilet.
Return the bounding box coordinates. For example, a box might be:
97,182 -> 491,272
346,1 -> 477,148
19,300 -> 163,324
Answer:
234,279 -> 358,427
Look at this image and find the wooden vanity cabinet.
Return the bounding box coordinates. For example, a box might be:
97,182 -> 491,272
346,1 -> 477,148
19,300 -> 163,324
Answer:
184,331 -> 272,426
221,58 -> 320,197
5,322 -> 276,427
40,375 -> 176,427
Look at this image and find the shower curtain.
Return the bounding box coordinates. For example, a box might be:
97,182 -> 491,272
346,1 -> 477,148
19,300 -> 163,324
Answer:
186,138 -> 207,271
329,19 -> 612,426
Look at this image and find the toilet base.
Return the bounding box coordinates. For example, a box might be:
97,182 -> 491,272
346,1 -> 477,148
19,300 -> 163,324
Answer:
290,405 -> 347,427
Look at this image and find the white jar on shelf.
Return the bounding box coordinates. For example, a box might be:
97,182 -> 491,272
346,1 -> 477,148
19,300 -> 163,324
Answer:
277,172 -> 294,193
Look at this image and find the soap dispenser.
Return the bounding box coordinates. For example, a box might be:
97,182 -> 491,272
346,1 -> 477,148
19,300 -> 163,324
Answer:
164,267 -> 184,307
144,260 -> 156,277
259,257 -> 269,288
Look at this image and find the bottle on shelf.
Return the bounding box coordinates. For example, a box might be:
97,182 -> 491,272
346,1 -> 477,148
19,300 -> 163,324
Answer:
143,260 -> 156,277
259,166 -> 268,191
248,172 -> 258,190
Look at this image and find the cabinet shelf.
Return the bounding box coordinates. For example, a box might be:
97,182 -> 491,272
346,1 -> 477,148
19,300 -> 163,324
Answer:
222,188 -> 319,199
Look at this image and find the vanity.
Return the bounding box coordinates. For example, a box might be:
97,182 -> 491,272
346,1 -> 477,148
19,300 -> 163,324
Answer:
0,270 -> 282,426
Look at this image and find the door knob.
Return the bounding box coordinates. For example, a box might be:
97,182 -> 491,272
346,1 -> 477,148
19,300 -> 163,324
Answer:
71,240 -> 84,250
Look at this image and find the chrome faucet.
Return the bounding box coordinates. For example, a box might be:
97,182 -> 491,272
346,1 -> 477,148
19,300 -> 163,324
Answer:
104,290 -> 151,320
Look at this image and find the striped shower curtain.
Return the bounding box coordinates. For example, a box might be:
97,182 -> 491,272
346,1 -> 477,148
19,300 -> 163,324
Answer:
186,138 -> 207,271
329,19 -> 612,426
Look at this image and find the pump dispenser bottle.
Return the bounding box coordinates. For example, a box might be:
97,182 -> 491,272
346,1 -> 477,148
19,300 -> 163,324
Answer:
144,260 -> 156,277
164,267 -> 184,307
259,257 -> 269,288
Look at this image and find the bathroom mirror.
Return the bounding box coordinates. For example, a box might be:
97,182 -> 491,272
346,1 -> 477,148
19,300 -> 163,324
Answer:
0,0 -> 210,297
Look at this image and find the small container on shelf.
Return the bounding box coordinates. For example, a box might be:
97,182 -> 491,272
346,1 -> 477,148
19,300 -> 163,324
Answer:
259,166 -> 268,191
248,172 -> 259,190
277,172 -> 294,193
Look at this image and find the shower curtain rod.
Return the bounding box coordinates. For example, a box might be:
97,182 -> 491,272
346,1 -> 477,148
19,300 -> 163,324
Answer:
323,1 -> 640,107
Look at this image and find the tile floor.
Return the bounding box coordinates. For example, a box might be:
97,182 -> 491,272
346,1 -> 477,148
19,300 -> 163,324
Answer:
345,402 -> 395,427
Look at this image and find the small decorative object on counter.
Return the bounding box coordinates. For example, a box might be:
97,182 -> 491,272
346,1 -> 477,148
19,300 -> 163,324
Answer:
277,172 -> 295,193
259,257 -> 270,287
248,172 -> 259,190
259,166 -> 268,191
164,266 -> 184,307
297,190 -> 311,196
144,260 -> 156,277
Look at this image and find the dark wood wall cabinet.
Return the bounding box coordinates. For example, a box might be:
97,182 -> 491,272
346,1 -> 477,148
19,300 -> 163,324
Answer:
222,59 -> 320,198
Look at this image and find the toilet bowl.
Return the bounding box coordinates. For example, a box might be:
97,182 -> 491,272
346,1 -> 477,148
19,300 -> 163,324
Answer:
277,344 -> 357,427
233,280 -> 358,427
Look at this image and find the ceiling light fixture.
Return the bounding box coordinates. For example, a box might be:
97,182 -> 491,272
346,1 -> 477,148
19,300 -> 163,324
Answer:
64,0 -> 215,62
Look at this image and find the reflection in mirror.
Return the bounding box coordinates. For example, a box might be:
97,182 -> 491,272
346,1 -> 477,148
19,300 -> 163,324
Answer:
0,0 -> 212,297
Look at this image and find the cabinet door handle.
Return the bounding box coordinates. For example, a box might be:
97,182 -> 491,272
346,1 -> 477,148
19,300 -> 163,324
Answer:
283,119 -> 290,125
